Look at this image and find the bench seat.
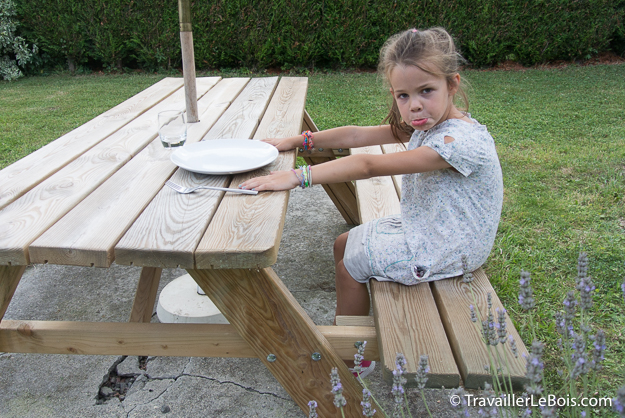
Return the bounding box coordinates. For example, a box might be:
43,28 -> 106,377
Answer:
302,120 -> 529,389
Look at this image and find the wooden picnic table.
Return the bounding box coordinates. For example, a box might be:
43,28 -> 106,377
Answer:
0,76 -> 382,417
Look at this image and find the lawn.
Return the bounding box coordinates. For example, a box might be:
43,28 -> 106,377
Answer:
2,65 -> 625,400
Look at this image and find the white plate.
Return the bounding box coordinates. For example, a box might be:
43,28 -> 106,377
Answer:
170,139 -> 279,175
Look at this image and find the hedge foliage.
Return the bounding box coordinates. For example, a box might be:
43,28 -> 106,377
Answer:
16,0 -> 625,71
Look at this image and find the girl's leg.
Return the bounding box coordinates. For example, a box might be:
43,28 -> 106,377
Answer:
333,232 -> 371,321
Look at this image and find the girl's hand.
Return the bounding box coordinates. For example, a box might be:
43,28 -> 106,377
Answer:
239,170 -> 300,192
261,136 -> 299,152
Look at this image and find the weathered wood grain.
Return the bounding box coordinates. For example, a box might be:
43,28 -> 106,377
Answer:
194,77 -> 307,269
0,78 -> 221,266
129,267 -> 162,323
188,267 -> 383,417
371,280 -> 460,387
351,145 -> 401,223
0,320 -> 378,360
0,265 -> 26,320
431,268 -> 529,389
0,78 -> 184,211
115,77 -> 278,268
29,78 -> 248,267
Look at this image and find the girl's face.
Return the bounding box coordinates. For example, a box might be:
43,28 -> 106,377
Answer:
389,64 -> 460,131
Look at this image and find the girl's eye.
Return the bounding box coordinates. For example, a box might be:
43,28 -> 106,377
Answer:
421,88 -> 433,94
397,93 -> 409,99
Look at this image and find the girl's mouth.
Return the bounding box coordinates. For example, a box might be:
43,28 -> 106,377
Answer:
411,118 -> 428,127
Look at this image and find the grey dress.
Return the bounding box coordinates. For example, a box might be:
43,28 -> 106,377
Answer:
344,116 -> 503,285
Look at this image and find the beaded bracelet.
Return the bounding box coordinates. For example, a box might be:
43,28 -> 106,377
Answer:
296,165 -> 313,188
301,130 -> 314,151
291,168 -> 305,189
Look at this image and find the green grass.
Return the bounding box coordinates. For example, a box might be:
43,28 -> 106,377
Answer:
2,66 -> 625,401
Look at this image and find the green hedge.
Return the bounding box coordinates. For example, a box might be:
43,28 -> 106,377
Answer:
16,0 -> 625,71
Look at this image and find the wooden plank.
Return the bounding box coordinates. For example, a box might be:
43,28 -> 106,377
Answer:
335,315 -> 375,327
0,265 -> 26,320
371,281 -> 460,388
354,154 -> 459,387
302,111 -> 360,225
194,77 -> 307,270
0,78 -> 184,211
431,268 -> 529,389
114,77 -> 278,269
0,78 -> 220,266
187,267 -> 384,417
29,78 -> 248,268
381,142 -> 405,198
0,320 -> 378,361
351,145 -> 401,222
129,267 -> 162,323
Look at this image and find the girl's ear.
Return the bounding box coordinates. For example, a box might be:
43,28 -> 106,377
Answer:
448,73 -> 461,95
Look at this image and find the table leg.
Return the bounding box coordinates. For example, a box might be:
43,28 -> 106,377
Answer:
302,111 -> 360,225
129,267 -> 162,323
0,265 -> 26,321
187,267 -> 382,417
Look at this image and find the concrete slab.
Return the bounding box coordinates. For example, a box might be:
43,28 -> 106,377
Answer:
0,185 -> 480,417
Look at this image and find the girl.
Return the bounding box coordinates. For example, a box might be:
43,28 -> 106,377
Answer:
240,27 -> 503,359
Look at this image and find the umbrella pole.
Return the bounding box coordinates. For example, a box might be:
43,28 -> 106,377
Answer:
179,0 -> 198,123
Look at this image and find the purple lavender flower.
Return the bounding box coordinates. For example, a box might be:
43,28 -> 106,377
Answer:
391,357 -> 407,416
415,355 -> 429,389
487,292 -> 493,311
330,368 -> 346,408
395,352 -> 407,374
469,304 -> 477,323
590,329 -> 606,371
621,278 -> 625,304
477,382 -> 499,417
524,341 -> 545,396
540,405 -> 558,417
308,400 -> 318,418
361,389 -> 376,417
450,387 -> 470,417
570,332 -> 589,379
554,311 -> 567,338
497,308 -> 508,343
577,275 -> 595,312
509,335 -> 519,358
519,271 -> 535,310
563,291 -> 577,325
353,340 -> 367,375
461,255 -> 474,283
613,385 -> 625,417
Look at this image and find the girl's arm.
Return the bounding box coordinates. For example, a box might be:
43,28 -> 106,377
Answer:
264,124 -> 410,151
240,143 -> 451,192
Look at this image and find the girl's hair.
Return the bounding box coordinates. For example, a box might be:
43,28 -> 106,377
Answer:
378,27 -> 469,141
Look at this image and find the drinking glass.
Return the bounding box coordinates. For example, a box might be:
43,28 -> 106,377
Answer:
158,110 -> 187,149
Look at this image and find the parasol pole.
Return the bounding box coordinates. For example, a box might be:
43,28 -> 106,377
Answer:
178,0 -> 199,122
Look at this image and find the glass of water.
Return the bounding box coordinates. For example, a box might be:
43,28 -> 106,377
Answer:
158,110 -> 187,149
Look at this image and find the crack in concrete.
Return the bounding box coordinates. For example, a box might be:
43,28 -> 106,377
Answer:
105,356 -> 290,416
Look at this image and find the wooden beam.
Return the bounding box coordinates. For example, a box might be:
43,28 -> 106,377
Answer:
371,280 -> 460,388
0,265 -> 26,321
129,267 -> 162,323
0,320 -> 378,361
188,267 -> 383,417
302,111 -> 360,225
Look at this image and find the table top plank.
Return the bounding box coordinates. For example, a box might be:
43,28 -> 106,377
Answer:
0,78 -> 184,212
194,77 -> 307,269
29,78 -> 246,268
114,77 -> 279,269
0,77 -> 219,266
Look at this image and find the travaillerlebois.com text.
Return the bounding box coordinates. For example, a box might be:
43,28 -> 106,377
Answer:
449,393 -> 612,408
